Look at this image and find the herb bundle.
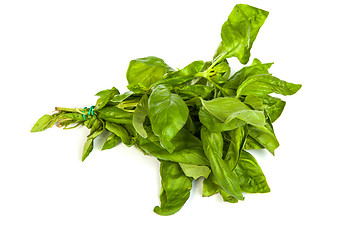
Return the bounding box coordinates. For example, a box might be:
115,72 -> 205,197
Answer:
32,4 -> 301,215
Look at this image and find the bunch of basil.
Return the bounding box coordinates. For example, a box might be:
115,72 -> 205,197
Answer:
32,4 -> 301,215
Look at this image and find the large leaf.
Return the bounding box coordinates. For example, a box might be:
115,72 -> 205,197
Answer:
234,151 -> 270,193
224,125 -> 248,170
248,125 -> 279,155
126,56 -> 172,88
236,74 -> 302,97
153,161 -> 192,216
201,126 -> 244,200
201,97 -> 266,127
224,58 -> 273,90
221,4 -> 269,64
132,94 -> 148,138
137,128 -> 209,166
148,85 -> 189,152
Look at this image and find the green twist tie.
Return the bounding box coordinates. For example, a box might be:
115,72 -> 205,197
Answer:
82,106 -> 95,121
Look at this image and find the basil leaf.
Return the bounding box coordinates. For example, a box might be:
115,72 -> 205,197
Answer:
199,107 -> 244,132
179,85 -> 213,99
126,56 -> 172,88
96,106 -> 133,125
201,97 -> 266,127
105,122 -> 132,147
202,173 -> 220,197
248,125 -> 279,155
95,87 -> 119,110
101,133 -> 121,150
31,114 -> 55,132
224,58 -> 273,90
260,95 -> 286,122
132,94 -> 148,138
221,4 -> 269,64
236,74 -> 302,97
153,161 -> 192,216
148,85 -> 189,152
201,126 -> 244,200
224,124 -> 248,170
138,128 -> 209,166
111,91 -> 134,103
234,151 -> 270,193
82,138 -> 94,162
179,163 -> 211,180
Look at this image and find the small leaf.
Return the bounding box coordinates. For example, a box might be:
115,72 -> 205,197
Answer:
153,161 -> 192,216
179,163 -> 211,180
105,122 -> 132,147
82,138 -> 94,162
101,133 -> 121,150
132,94 -> 148,138
31,114 -> 55,132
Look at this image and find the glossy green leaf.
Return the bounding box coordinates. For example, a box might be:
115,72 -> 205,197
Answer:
148,85 -> 189,152
95,87 -> 119,110
224,125 -> 248,170
101,133 -> 121,150
132,94 -> 148,138
248,125 -> 279,155
224,58 -> 273,90
179,85 -> 213,99
126,56 -> 171,88
154,161 -> 192,216
221,4 -> 269,64
201,126 -> 244,200
260,95 -> 286,122
202,173 -> 220,197
201,97 -> 266,127
179,163 -> 211,180
31,114 -> 55,132
236,74 -> 302,97
96,106 -> 133,125
234,151 -> 270,193
105,122 -> 132,146
198,107 -> 244,132
82,138 -> 94,162
111,91 -> 134,103
138,128 -> 209,166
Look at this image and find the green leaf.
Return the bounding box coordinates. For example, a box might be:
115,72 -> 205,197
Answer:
148,85 -> 189,152
236,74 -> 302,97
179,85 -> 213,99
96,106 -> 133,125
201,126 -> 244,200
31,114 -> 55,132
179,163 -> 211,180
105,122 -> 132,147
95,87 -> 119,110
224,58 -> 273,90
132,94 -> 148,138
202,173 -> 220,197
234,151 -> 270,193
138,128 -> 209,166
111,91 -> 134,103
154,161 -> 192,216
126,56 -> 172,88
260,95 -> 286,122
101,133 -> 121,150
248,125 -> 279,155
82,138 -> 94,162
224,125 -> 248,170
221,4 -> 269,64
201,97 -> 266,127
198,107 -> 244,132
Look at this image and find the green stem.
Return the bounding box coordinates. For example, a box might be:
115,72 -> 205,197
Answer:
55,107 -> 83,114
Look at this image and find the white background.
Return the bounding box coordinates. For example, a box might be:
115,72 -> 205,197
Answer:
1,0 -> 359,239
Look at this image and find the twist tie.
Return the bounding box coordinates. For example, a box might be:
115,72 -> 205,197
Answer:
82,106 -> 95,121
